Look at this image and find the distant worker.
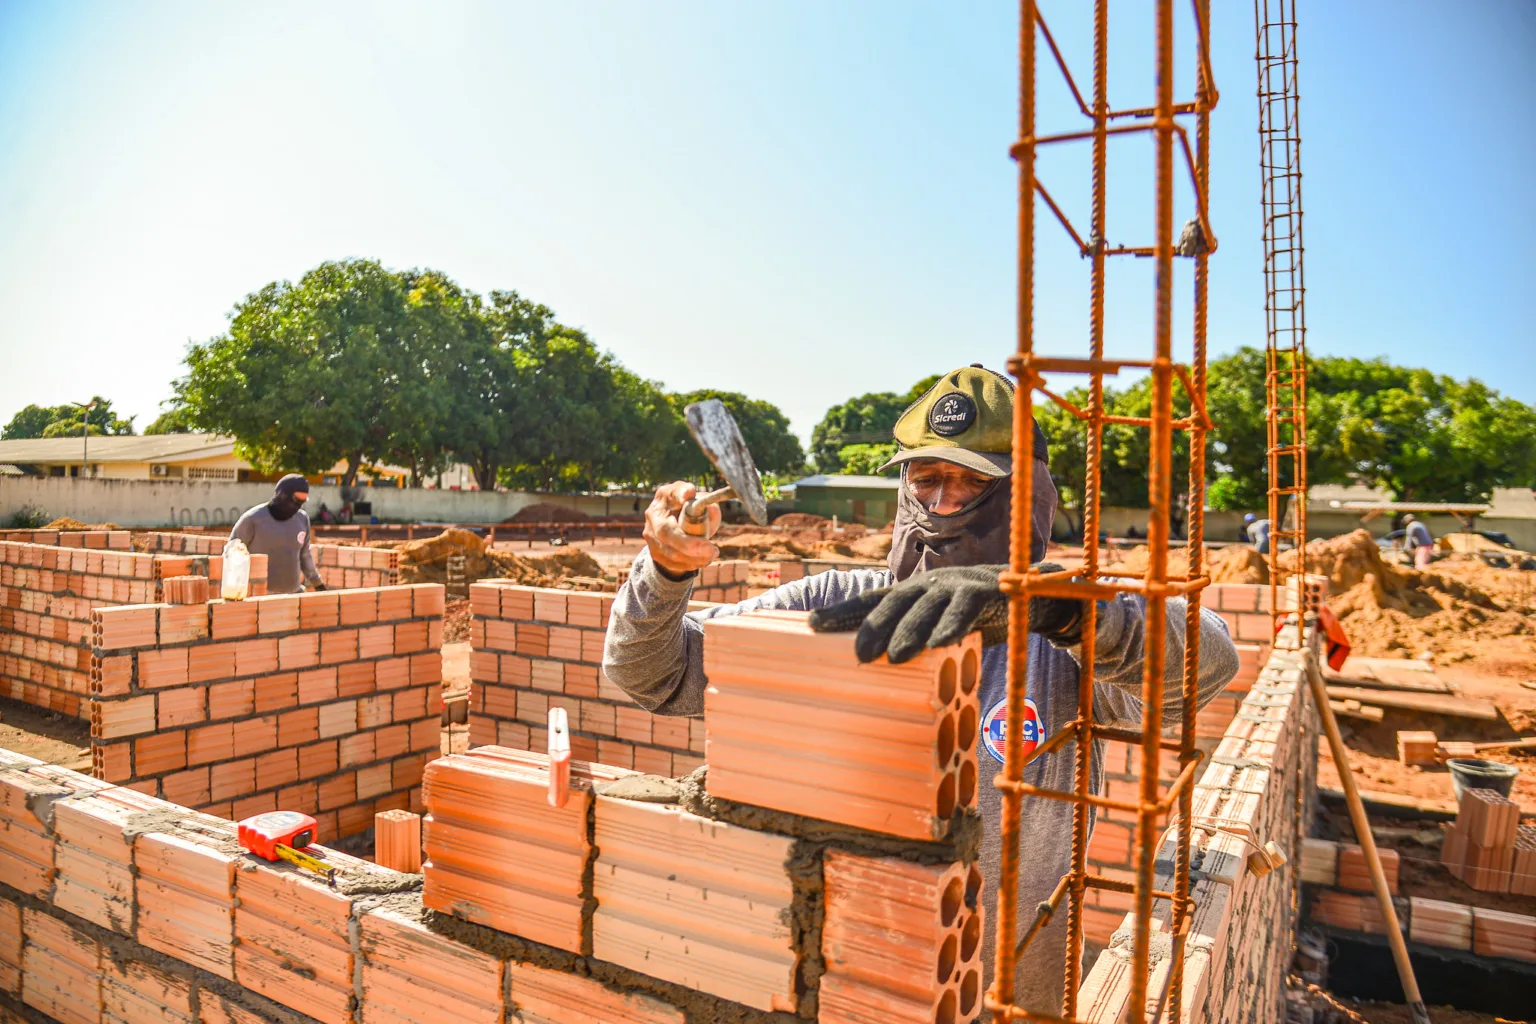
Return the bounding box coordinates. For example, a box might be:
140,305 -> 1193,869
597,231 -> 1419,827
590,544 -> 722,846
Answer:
316,502 -> 336,526
1244,512 -> 1271,555
1402,513 -> 1434,569
230,475 -> 326,594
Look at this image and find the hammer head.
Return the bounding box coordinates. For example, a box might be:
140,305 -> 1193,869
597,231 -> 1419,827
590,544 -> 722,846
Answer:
684,399 -> 768,526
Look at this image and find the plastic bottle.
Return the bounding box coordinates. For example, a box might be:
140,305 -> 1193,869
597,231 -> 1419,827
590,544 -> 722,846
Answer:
222,539 -> 251,601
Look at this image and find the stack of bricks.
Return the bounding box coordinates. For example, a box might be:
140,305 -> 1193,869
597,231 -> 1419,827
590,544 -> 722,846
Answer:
1396,730 -> 1439,766
0,537 -> 263,719
419,612 -> 982,1022
702,613 -> 981,841
467,583 -> 706,777
1442,787 -> 1521,891
1515,825 -> 1536,896
617,560 -> 750,603
1308,888 -> 1407,935
0,748 -> 502,1024
162,575 -> 211,604
1075,626 -> 1319,1023
1298,837 -> 1337,885
89,584 -> 445,838
775,558 -> 884,584
1473,907 -> 1536,962
1409,897 -> 1473,950
0,528 -> 132,548
1335,844 -> 1400,893
141,530 -> 401,589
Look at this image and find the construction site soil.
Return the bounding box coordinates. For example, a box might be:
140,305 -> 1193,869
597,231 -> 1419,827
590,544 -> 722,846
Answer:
714,522 -> 893,564
388,527 -> 607,587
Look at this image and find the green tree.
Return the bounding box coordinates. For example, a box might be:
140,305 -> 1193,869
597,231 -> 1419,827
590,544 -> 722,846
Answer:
173,259 -> 412,484
456,290 -> 561,491
2,397 -> 135,440
143,404 -> 199,435
835,443 -> 898,476
810,375 -> 940,473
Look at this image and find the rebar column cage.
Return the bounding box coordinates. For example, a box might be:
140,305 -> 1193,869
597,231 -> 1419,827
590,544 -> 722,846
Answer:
1257,0 -> 1308,620
989,3 -> 1217,1022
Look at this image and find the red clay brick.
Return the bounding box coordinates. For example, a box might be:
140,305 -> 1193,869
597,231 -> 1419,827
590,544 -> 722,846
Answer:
232,715 -> 279,758
377,586 -> 413,622
278,631 -> 320,670
234,637 -> 279,677
188,722 -> 235,765
209,758 -> 256,801
95,693 -> 157,739
135,829 -> 237,978
254,671 -> 299,713
340,590 -> 378,626
337,660 -> 376,698
95,605 -> 158,650
339,731 -> 377,768
410,652 -> 440,685
358,624 -> 395,660
631,747 -> 673,776
299,591 -> 341,630
412,583 -> 446,619
319,773 -> 356,811
211,601 -> 259,640
159,603 -> 210,644
375,724 -> 410,761
321,630 -> 358,665
506,960 -> 683,1024
256,748 -> 301,790
375,657 -> 411,691
158,687 -> 207,729
298,666 -> 339,705
234,859 -> 355,1024
299,741 -> 340,781
135,732 -> 190,782
357,763 -> 392,800
394,620 -> 429,654
188,643 -> 237,684
160,766 -> 210,806
280,707 -> 321,748
319,700 -> 358,739
22,908 -> 102,1024
139,647 -> 190,689
208,678 -> 256,720
257,595 -> 300,634
615,706 -> 652,745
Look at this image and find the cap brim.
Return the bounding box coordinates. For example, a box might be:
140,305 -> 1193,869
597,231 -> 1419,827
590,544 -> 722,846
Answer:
879,446 -> 1012,477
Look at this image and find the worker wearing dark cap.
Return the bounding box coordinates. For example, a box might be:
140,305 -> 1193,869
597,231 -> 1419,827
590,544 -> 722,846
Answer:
604,364 -> 1238,1015
230,474 -> 327,594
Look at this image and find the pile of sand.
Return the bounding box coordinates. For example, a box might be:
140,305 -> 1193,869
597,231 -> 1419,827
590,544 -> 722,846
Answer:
1280,530 -> 1534,664
1105,543 -> 1268,584
393,528 -> 606,588
771,512 -> 827,528
42,517 -> 121,531
505,502 -> 588,524
713,525 -> 892,564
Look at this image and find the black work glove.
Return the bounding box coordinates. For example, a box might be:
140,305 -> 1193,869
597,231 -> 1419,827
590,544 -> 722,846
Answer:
806,563 -> 1086,664
310,582 -> 329,592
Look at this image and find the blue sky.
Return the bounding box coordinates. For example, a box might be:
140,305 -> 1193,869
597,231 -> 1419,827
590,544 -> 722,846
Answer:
1,1 -> 1531,446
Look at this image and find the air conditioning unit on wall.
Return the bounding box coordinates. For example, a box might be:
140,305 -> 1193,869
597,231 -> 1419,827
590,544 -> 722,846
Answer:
150,464 -> 169,477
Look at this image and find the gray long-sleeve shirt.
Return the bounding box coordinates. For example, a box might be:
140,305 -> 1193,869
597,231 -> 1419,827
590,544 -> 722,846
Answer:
603,550 -> 1238,1017
230,504 -> 323,595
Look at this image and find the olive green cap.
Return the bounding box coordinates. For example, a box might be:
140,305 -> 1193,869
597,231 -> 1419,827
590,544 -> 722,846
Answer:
881,364 -> 1047,477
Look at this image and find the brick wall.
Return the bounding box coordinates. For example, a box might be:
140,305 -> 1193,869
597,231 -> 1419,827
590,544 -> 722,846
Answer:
0,611 -> 985,1024
1075,627 -> 1319,1023
0,529 -> 133,549
616,560 -> 750,603
466,584 -> 707,777
89,584 -> 445,839
0,538 -> 267,720
140,531 -> 401,589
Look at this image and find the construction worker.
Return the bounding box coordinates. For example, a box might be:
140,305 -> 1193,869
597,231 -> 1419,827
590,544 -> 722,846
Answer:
1401,513 -> 1434,569
1244,512 -> 1271,554
230,474 -> 327,595
603,365 -> 1238,1015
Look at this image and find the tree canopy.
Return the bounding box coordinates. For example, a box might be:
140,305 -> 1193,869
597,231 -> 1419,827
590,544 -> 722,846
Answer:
810,375 -> 940,473
1031,347 -> 1536,530
161,260 -> 801,490
2,397 -> 135,440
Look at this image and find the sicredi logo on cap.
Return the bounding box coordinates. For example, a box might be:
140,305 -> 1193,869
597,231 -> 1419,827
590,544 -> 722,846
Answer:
928,392 -> 976,437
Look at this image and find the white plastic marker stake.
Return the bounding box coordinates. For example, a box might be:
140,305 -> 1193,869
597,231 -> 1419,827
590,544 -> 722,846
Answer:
548,707 -> 571,808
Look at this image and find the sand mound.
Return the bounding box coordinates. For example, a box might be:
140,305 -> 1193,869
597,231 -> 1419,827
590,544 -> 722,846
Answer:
1105,543 -> 1268,584
42,517 -> 121,531
394,528 -> 606,588
506,502 -> 588,523
771,512 -> 827,529
1279,530 -> 1533,663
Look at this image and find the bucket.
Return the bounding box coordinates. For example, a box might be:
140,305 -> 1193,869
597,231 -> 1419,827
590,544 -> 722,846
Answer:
1446,758 -> 1519,802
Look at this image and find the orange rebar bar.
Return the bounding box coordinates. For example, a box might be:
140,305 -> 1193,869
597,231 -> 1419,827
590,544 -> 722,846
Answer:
989,2 -> 1217,1022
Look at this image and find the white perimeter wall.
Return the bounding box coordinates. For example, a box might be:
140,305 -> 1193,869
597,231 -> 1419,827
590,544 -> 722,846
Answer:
0,477 -> 646,528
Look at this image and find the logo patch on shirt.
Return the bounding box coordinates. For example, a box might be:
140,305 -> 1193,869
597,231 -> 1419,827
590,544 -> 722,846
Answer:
296,531 -> 307,544
981,697 -> 1040,765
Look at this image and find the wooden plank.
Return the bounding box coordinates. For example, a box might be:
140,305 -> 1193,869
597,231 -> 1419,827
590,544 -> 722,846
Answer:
1324,686 -> 1499,721
1324,672 -> 1452,695
1329,700 -> 1385,723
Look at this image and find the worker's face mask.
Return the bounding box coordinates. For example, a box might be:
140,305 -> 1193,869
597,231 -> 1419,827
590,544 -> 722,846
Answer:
269,492 -> 308,522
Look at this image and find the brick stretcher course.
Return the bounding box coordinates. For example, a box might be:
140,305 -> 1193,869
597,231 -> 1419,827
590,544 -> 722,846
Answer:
88,584 -> 446,838
0,539 -> 268,721
1074,628 -> 1320,1023
138,532 -> 401,591
467,584 -> 709,778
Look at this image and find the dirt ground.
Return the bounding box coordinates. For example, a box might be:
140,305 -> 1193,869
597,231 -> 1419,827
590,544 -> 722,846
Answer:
0,698 -> 91,770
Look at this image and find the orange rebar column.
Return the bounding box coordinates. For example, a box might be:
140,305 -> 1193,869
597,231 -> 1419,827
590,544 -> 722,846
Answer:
1257,0 -> 1309,620
989,2 -> 1218,1021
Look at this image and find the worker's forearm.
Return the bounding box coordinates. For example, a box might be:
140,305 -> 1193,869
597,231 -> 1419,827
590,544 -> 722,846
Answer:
602,549 -> 707,715
1080,593 -> 1238,722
